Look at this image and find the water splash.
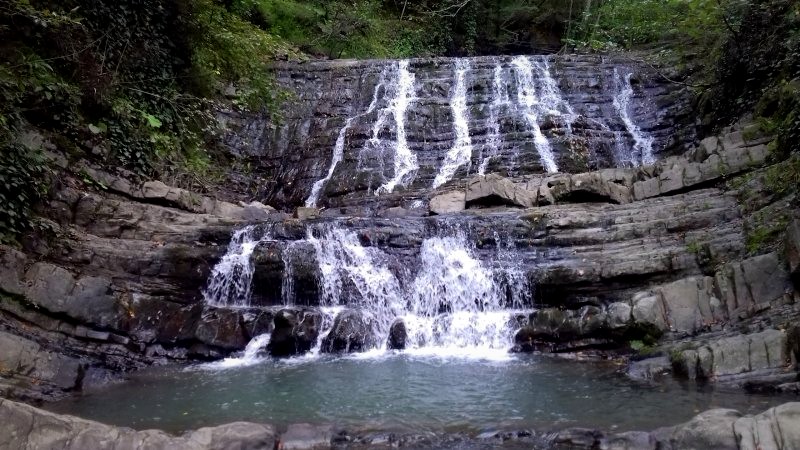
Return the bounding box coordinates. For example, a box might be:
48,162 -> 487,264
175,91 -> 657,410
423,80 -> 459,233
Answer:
433,60 -> 474,188
511,56 -> 559,173
197,333 -> 272,370
480,63 -> 510,175
375,60 -> 419,194
613,68 -> 655,166
203,226 -> 271,307
305,68 -> 388,207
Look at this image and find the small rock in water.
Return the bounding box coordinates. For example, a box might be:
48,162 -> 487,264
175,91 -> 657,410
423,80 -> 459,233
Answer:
388,319 -> 407,350
294,207 -> 320,220
321,309 -> 374,353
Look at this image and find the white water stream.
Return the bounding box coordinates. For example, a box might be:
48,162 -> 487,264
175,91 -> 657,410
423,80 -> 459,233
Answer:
511,56 -> 559,173
613,68 -> 655,166
203,225 -> 271,308
433,59 -> 473,188
205,223 -> 533,360
305,67 -> 389,207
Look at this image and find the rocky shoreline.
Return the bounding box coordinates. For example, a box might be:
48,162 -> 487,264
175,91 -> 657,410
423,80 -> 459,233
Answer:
2,398 -> 798,449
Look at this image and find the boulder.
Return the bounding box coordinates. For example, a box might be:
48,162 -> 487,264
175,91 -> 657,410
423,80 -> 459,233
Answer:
193,307 -> 249,351
656,276 -> 719,335
240,201 -> 276,221
0,331 -> 82,390
429,190 -> 466,215
388,318 -> 407,350
715,253 -> 792,319
267,308 -> 322,357
627,356 -> 671,381
321,309 -> 375,353
294,207 -> 320,220
280,423 -> 333,450
676,329 -> 790,380
733,402 -> 800,450
465,174 -> 536,208
631,292 -> 668,332
512,326 -> 537,352
606,302 -> 632,329
651,408 -> 741,450
565,172 -> 632,204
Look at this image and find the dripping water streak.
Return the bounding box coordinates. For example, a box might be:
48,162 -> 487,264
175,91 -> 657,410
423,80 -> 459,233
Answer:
376,60 -> 418,194
511,56 -> 559,173
531,56 -> 575,133
480,64 -> 508,175
305,68 -> 388,207
433,60 -> 474,188
613,68 -> 655,166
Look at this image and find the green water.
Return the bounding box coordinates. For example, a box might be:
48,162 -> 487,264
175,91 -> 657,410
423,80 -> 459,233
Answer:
48,353 -> 786,434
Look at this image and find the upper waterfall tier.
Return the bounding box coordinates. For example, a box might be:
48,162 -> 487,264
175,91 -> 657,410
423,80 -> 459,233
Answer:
221,55 -> 695,209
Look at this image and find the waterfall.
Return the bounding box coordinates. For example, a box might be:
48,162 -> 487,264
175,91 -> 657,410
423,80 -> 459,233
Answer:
300,224 -> 532,358
480,63 -> 510,175
433,59 -> 473,188
203,225 -> 270,307
305,68 -> 388,207
511,56 -> 559,173
613,68 -> 655,166
374,60 -> 418,194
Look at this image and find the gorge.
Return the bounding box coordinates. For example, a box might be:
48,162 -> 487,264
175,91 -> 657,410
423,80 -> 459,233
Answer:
1,49 -> 800,450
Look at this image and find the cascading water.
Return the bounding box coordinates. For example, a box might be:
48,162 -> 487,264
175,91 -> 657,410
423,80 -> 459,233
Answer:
305,67 -> 388,207
374,60 -> 418,194
290,224 -> 533,358
511,55 -> 559,173
203,225 -> 271,307
531,56 -> 575,132
479,63 -> 509,175
613,68 -> 655,166
433,59 -> 473,188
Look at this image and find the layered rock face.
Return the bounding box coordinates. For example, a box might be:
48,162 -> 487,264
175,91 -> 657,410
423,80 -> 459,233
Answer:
220,55 -> 695,209
0,51 -> 797,417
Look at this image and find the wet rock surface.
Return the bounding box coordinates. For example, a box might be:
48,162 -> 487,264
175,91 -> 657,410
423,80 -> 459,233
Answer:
267,307 -> 323,357
221,55 -> 696,210
321,310 -> 375,353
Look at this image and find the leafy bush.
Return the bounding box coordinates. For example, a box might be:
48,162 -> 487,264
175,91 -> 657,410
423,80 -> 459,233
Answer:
0,143 -> 51,244
566,0 -> 745,51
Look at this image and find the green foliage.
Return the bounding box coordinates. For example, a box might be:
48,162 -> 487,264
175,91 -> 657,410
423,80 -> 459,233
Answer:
745,212 -> 791,254
710,0 -> 800,152
0,143 -> 52,244
187,0 -> 292,108
566,0 -> 745,52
